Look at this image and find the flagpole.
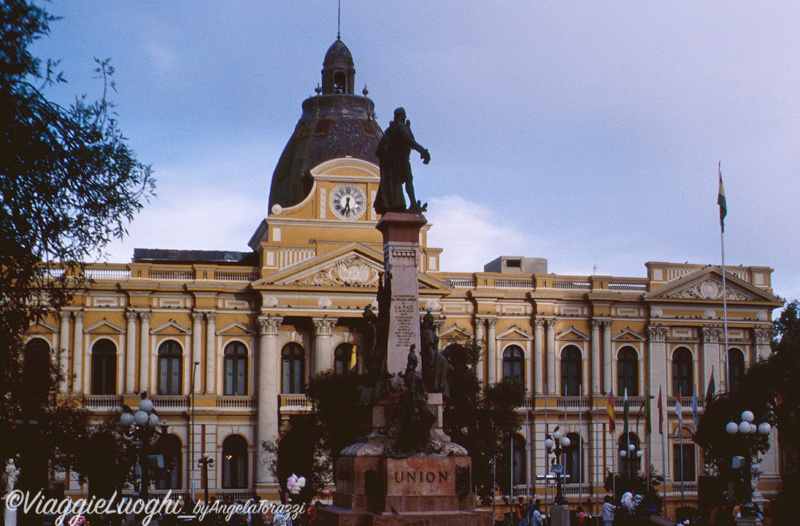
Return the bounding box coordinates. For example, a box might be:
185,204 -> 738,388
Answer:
679,424 -> 685,509
719,162 -> 730,391
659,387 -> 666,514
645,386 -> 651,491
579,384 -> 583,506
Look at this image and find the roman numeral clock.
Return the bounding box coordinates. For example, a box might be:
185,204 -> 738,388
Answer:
330,184 -> 366,220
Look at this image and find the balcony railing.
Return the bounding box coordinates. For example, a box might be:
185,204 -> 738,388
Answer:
279,394 -> 313,413
152,395 -> 189,409
81,395 -> 123,409
215,396 -> 258,409
669,481 -> 698,494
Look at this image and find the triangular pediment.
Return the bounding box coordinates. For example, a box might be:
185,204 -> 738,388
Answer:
556,326 -> 589,341
217,322 -> 256,337
254,242 -> 451,293
85,319 -> 125,334
28,320 -> 59,334
440,326 -> 473,342
612,328 -> 645,342
645,266 -> 781,304
150,319 -> 192,336
497,326 -> 533,341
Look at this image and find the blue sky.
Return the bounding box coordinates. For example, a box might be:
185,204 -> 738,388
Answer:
32,2 -> 800,304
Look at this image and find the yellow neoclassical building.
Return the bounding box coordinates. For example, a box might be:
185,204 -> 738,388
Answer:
26,38 -> 783,511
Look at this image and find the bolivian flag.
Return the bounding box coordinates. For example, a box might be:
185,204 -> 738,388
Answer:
607,392 -> 615,435
718,163 -> 727,232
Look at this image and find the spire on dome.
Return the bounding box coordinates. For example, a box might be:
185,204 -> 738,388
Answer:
321,38 -> 355,94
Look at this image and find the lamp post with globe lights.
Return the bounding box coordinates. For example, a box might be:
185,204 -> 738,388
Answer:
120,392 -> 168,499
198,453 -> 215,504
725,410 -> 770,508
619,443 -> 644,492
544,426 -> 571,506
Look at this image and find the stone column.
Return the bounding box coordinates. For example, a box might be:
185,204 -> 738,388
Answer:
313,317 -> 337,375
753,326 -> 771,362
72,311 -> 84,394
701,326 -> 721,395
591,320 -> 601,394
256,315 -> 282,488
125,310 -> 137,393
486,318 -> 498,385
140,312 -> 151,394
546,319 -> 556,395
534,319 -> 544,394
192,312 -> 203,394
206,313 -> 217,394
474,317 -> 485,385
647,325 -> 668,472
58,312 -> 71,393
602,321 -> 612,395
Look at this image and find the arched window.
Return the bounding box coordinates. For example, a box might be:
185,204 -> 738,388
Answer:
564,432 -> 583,484
91,339 -> 117,395
281,343 -> 305,394
158,340 -> 182,395
224,342 -> 248,395
672,347 -> 693,397
617,347 -> 639,396
153,434 -> 182,490
561,346 -> 582,396
727,348 -> 745,393
222,435 -> 248,488
334,343 -> 354,375
333,72 -> 346,93
502,345 -> 525,384
23,339 -> 50,406
504,434 -> 526,487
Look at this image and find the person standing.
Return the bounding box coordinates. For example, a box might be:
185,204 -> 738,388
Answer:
602,495 -> 617,526
531,499 -> 544,526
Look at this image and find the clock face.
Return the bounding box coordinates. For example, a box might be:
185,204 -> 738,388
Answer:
330,185 -> 366,220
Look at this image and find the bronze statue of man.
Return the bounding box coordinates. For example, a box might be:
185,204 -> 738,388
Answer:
374,107 -> 431,214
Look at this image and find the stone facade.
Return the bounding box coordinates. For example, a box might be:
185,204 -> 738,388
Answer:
22,39 -> 784,513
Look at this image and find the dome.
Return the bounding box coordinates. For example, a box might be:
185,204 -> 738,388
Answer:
267,40 -> 381,211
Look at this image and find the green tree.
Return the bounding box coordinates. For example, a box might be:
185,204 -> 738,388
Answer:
0,0 -> 154,502
444,343 -> 525,501
694,300 -> 800,521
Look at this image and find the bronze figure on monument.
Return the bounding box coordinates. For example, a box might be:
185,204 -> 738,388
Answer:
374,107 -> 431,214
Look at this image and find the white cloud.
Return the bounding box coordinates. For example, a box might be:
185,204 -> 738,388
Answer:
426,195 -> 535,273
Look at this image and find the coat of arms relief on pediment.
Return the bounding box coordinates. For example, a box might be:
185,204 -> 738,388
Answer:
664,278 -> 752,302
288,255 -> 381,287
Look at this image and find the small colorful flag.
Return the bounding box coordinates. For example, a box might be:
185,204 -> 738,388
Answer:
623,387 -> 630,437
675,387 -> 683,427
644,392 -> 652,436
718,163 -> 727,232
657,386 -> 664,435
705,367 -> 716,408
607,392 -> 616,435
691,386 -> 699,428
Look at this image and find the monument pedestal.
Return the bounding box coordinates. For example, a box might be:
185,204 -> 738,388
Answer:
549,504 -> 571,526
318,212 -> 489,525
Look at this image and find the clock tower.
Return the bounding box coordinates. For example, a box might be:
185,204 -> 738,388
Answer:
250,39 -> 443,280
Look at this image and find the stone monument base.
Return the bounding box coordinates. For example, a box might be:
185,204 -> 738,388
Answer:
549,504 -> 570,526
319,393 -> 489,526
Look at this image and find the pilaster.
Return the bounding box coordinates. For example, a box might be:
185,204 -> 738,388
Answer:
313,316 -> 337,375
72,311 -> 84,394
205,313 -> 217,394
58,311 -> 71,393
256,315 -> 283,488
125,310 -> 137,393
